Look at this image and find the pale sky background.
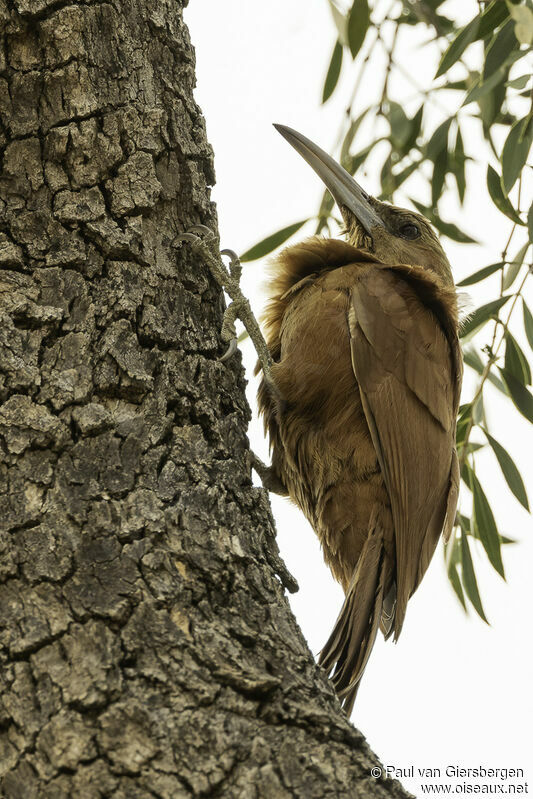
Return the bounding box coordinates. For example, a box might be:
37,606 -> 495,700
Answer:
185,1 -> 532,793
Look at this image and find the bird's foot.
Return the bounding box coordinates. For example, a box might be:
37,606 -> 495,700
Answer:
176,225 -> 274,386
248,452 -> 289,496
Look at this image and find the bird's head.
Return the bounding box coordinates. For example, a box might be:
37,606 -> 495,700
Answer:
274,124 -> 454,286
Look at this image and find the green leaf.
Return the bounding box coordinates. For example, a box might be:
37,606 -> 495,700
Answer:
467,464 -> 505,578
477,0 -> 510,39
505,331 -> 531,385
508,2 -> 533,45
403,105 -> 424,154
340,108 -> 369,163
323,40 -> 343,103
463,346 -> 507,394
426,118 -> 452,160
328,0 -> 348,46
478,66 -> 509,131
499,367 -> 533,422
388,101 -> 412,151
449,561 -> 467,610
522,300 -> 533,351
240,220 -> 309,262
435,16 -> 480,78
460,529 -> 489,623
483,19 -> 517,80
482,427 -> 530,511
501,116 -> 533,193
504,243 -> 530,293
431,149 -> 448,206
347,0 -> 370,59
457,261 -> 503,286
447,535 -> 467,611
486,164 -> 524,225
460,295 -> 512,338
528,204 -> 533,243
452,124 -> 466,203
506,74 -> 530,90
502,260 -> 522,291
462,66 -> 508,107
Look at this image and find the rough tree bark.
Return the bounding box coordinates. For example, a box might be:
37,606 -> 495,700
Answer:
0,1 -> 412,796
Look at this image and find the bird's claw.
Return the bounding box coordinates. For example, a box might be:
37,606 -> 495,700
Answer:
220,338 -> 238,362
221,248 -> 242,281
174,232 -> 200,244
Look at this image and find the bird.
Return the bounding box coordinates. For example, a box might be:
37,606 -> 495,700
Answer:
254,125 -> 463,713
176,124 -> 463,715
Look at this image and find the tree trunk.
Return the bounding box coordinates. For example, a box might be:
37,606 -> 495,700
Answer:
0,1 -> 411,796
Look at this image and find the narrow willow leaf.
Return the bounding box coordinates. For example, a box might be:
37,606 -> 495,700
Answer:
482,427 -> 530,511
502,262 -> 522,291
347,0 -> 370,59
483,19 -> 517,80
523,300 -> 533,351
501,116 -> 533,193
322,40 -> 343,103
486,164 -> 524,225
403,105 -> 424,154
508,3 -> 533,45
435,17 -> 480,78
468,466 -> 505,578
463,346 -> 507,394
431,149 -> 448,207
503,242 -> 528,290
504,331 -> 531,385
506,74 -> 530,90
472,392 -> 485,425
457,262 -> 503,286
477,0 -> 510,39
328,0 -> 348,46
463,66 -> 508,107
460,295 -> 511,338
240,220 -> 309,262
340,108 -> 369,162
499,368 -> 533,422
478,65 -> 509,131
460,530 -> 489,623
452,124 -> 466,204
426,117 -> 452,160
388,101 -> 412,150
448,556 -> 467,610
456,403 -> 473,446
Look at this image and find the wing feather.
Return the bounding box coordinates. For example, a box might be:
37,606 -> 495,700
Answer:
349,267 -> 461,637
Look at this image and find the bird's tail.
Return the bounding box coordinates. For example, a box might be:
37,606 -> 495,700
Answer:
318,506 -> 391,715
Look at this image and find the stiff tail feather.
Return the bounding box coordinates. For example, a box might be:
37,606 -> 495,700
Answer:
318,507 -> 391,715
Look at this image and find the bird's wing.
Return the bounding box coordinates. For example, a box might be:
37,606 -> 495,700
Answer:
349,265 -> 461,637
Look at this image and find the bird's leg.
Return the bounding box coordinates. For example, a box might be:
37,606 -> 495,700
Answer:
175,225 -> 274,388
176,226 -> 285,494
248,452 -> 289,497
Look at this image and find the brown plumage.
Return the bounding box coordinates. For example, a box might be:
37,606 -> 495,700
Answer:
256,126 -> 463,713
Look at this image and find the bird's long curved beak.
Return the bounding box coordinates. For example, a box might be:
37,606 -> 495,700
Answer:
274,123 -> 383,234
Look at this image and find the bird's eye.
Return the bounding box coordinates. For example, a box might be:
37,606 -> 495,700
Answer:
399,222 -> 420,240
